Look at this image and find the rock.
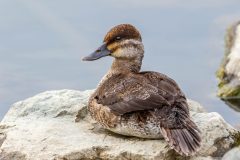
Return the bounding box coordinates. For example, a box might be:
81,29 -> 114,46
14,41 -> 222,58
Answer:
236,124 -> 240,130
216,21 -> 240,100
222,147 -> 240,160
0,89 -> 239,160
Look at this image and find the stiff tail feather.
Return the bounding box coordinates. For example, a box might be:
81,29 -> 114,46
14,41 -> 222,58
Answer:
160,121 -> 201,156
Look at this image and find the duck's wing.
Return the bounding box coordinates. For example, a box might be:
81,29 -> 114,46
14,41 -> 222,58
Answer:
96,71 -> 187,115
139,72 -> 201,156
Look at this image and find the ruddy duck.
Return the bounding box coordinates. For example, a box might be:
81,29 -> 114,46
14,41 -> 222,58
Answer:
82,24 -> 201,156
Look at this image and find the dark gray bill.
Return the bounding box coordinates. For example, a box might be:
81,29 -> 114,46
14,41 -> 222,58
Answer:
82,43 -> 111,61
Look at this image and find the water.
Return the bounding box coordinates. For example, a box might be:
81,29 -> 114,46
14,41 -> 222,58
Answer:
1,0 -> 240,126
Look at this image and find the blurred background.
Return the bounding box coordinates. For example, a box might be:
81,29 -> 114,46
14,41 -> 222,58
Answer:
0,0 -> 240,126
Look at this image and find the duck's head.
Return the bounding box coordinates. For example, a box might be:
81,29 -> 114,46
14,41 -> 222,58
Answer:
82,24 -> 144,61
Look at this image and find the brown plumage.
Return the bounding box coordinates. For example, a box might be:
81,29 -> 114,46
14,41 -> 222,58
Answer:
83,24 -> 201,156
104,24 -> 142,43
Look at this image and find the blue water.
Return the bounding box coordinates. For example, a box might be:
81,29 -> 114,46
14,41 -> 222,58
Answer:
1,0 -> 240,126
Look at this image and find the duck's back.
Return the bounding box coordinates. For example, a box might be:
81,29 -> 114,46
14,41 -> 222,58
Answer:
93,71 -> 188,115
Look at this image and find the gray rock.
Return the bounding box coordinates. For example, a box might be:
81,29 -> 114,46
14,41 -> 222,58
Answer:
217,21 -> 240,100
222,147 -> 240,160
0,89 -> 239,160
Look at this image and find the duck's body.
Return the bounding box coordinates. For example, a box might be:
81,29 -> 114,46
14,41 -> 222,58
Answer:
83,24 -> 201,156
89,71 -> 188,138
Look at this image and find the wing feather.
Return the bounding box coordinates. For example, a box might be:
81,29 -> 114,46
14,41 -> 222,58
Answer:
96,72 -> 183,115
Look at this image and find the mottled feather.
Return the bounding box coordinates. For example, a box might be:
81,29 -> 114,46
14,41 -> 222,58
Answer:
95,72 -> 186,115
92,71 -> 201,155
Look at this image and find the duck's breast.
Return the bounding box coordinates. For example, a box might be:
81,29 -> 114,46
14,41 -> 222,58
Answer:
109,110 -> 163,139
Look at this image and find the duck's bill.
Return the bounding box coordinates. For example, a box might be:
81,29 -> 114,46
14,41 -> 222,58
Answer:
82,43 -> 111,61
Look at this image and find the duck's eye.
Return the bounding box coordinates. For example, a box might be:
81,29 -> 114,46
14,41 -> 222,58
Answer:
115,36 -> 121,41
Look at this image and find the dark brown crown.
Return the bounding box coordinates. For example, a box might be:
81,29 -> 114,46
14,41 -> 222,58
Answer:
103,24 -> 142,44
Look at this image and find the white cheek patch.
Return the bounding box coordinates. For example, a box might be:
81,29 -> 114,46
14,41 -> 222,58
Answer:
122,47 -> 139,58
120,39 -> 144,58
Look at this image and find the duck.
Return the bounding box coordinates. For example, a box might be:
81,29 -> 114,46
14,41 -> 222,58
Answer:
82,24 -> 201,156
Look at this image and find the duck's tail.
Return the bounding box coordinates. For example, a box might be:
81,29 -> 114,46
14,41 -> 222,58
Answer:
160,119 -> 201,156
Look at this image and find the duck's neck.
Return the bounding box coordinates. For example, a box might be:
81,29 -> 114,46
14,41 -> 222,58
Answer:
98,56 -> 143,87
110,56 -> 143,74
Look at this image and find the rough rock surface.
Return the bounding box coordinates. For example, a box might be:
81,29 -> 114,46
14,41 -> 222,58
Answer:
217,21 -> 240,99
0,90 -> 239,160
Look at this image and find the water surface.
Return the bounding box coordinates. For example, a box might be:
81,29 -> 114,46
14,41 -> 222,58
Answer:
1,0 -> 240,126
